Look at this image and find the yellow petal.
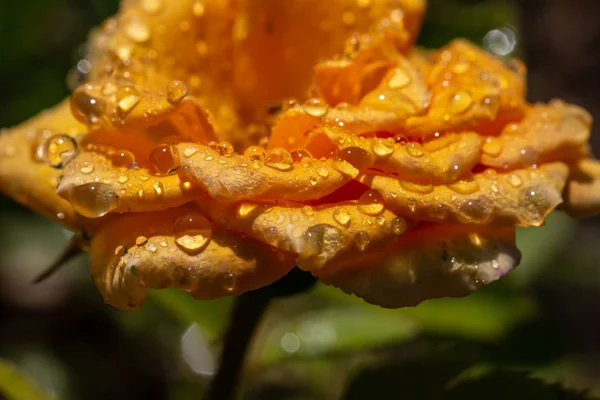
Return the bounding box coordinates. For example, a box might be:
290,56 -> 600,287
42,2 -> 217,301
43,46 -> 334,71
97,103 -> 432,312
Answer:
364,162 -> 569,226
562,158 -> 600,218
0,99 -> 96,231
317,224 -> 520,308
196,194 -> 409,270
480,101 -> 591,169
57,151 -> 199,217
304,127 -> 482,184
90,206 -> 295,310
177,143 -> 353,202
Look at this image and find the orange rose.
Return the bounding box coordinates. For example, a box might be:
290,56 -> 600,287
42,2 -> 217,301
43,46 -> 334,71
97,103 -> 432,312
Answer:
1,0 -> 598,310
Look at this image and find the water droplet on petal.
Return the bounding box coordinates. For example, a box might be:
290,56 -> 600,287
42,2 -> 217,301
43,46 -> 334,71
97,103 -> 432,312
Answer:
80,164 -> 94,174
447,179 -> 480,195
41,134 -> 78,168
483,138 -> 503,157
358,189 -> 385,216
303,98 -> 329,117
183,146 -> 198,157
391,217 -> 405,235
372,139 -> 394,158
290,149 -> 312,163
406,143 -> 424,158
166,81 -> 188,104
216,142 -> 234,157
174,213 -> 212,254
111,149 -> 136,168
118,175 -> 129,183
244,146 -> 266,161
388,68 -> 411,89
333,207 -> 351,226
449,91 -> 473,114
116,85 -> 140,117
71,85 -> 107,124
148,144 -> 179,175
154,181 -> 164,197
265,148 -> 293,171
136,236 -> 148,246
508,173 -> 522,188
354,231 -> 371,251
69,183 -> 118,218
399,181 -> 434,194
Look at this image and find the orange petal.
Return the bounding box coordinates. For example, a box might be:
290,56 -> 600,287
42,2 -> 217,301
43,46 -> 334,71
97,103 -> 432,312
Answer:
90,206 -> 295,310
196,194 -> 409,270
317,224 -> 520,308
481,101 -> 591,170
562,158 -> 600,218
363,162 -> 569,226
406,39 -> 527,136
0,99 -> 96,231
305,127 -> 483,183
177,143 -> 354,202
57,151 -> 199,217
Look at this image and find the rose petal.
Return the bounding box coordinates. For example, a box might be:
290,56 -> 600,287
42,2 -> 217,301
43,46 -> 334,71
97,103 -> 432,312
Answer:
196,194 -> 409,270
177,143 -> 354,202
562,158 -> 600,218
304,127 -> 483,183
90,206 -> 295,310
364,162 -> 569,226
0,100 -> 96,231
57,151 -> 199,216
317,224 -> 520,308
480,101 -> 591,170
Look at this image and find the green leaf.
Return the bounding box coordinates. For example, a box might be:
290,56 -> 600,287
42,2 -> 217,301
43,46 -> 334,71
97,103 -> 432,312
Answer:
0,358 -> 51,400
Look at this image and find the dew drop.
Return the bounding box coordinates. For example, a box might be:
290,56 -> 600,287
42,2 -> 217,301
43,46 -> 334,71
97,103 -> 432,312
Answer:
388,68 -> 411,89
333,207 -> 351,226
148,144 -> 179,175
406,143 -> 424,158
265,148 -> 293,171
290,149 -> 312,163
166,80 -> 188,104
340,147 -> 372,171
354,231 -> 371,251
154,181 -> 164,197
302,206 -> 314,216
447,179 -> 479,195
317,167 -> 330,178
391,217 -> 405,235
136,236 -> 148,246
399,181 -> 434,194
482,138 -> 503,157
80,165 -> 94,174
449,91 -> 473,114
116,85 -> 141,117
118,175 -> 129,184
183,146 -> 198,157
71,85 -> 106,125
69,183 -> 118,218
111,150 -> 136,168
309,175 -> 319,186
507,173 -> 522,188
371,139 -> 394,158
302,98 -> 329,117
244,146 -> 266,161
174,213 -> 212,254
358,189 -> 385,216
216,142 -> 234,157
237,202 -> 257,217
41,134 -> 78,168
375,215 -> 386,226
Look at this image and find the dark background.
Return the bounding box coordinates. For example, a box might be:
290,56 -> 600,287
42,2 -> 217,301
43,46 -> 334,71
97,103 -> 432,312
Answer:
1,0 -> 600,399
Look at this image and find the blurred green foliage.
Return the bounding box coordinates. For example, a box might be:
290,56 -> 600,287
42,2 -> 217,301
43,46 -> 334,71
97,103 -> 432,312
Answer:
1,1 -> 600,399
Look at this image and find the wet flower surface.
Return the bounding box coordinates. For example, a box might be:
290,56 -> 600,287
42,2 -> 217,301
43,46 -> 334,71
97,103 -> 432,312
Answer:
1,0 -> 599,310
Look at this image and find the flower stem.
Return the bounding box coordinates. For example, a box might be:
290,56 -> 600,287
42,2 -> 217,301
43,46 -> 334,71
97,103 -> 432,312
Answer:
205,267 -> 317,400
